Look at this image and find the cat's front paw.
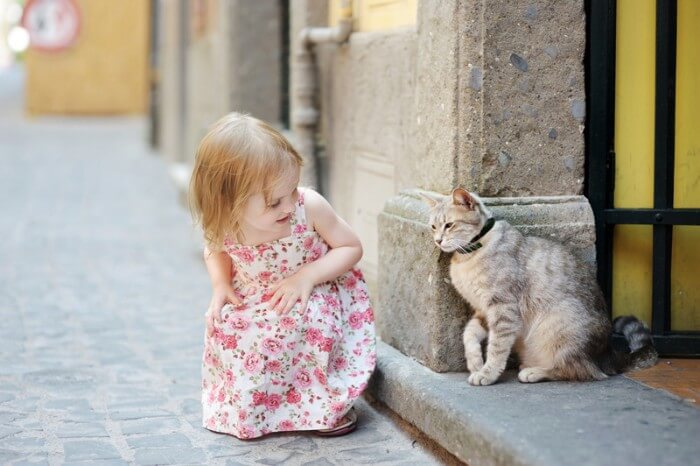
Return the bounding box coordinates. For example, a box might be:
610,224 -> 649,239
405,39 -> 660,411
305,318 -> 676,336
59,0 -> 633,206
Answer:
466,357 -> 484,373
468,369 -> 498,386
518,367 -> 550,383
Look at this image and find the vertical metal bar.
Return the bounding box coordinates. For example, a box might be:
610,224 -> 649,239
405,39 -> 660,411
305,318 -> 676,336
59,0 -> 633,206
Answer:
652,0 -> 677,334
586,0 -> 616,313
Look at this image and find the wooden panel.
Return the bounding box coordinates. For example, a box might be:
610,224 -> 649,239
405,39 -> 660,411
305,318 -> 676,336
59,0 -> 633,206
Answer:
671,0 -> 700,331
25,0 -> 150,115
351,153 -> 395,297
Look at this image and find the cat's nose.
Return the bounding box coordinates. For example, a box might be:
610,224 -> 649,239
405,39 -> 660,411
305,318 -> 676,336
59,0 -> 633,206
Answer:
435,238 -> 443,246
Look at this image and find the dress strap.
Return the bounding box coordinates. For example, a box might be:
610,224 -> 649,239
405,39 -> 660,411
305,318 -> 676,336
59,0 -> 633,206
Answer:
294,187 -> 309,227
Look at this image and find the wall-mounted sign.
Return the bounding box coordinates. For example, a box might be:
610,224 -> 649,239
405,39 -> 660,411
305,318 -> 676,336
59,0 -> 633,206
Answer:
22,0 -> 81,52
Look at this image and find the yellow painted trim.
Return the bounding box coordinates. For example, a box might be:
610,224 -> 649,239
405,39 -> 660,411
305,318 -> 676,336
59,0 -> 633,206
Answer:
329,0 -> 416,33
612,226 -> 653,325
612,0 -> 656,323
671,0 -> 700,330
614,0 -> 656,209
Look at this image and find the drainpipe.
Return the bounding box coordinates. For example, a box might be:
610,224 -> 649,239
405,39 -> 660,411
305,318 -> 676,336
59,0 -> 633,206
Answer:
292,3 -> 353,192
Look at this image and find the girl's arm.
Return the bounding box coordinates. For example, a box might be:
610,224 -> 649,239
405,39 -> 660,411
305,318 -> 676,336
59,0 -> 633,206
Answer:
271,189 -> 362,314
297,189 -> 363,284
203,246 -> 240,334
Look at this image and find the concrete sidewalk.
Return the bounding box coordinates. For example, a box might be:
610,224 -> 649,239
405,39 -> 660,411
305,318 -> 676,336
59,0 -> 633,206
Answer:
0,67 -> 451,465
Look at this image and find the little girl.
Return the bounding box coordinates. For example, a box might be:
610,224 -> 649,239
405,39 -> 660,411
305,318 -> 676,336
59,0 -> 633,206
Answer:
189,112 -> 376,439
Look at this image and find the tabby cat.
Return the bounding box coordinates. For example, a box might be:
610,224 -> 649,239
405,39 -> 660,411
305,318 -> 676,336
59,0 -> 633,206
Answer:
422,188 -> 657,386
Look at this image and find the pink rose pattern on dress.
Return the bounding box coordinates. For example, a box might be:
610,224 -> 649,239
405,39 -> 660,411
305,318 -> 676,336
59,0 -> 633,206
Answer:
203,189 -> 376,439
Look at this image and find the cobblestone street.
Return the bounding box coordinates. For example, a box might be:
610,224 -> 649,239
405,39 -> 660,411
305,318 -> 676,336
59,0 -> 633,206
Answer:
0,67 -> 449,465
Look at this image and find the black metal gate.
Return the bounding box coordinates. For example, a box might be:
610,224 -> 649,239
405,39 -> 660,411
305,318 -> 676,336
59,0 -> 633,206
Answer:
586,0 -> 700,356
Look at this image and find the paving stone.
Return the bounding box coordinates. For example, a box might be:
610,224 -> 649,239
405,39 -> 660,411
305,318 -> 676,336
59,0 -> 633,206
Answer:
55,422 -> 110,438
278,436 -> 318,452
108,409 -> 174,421
23,370 -> 95,389
45,398 -> 92,411
206,444 -> 252,459
62,461 -> 129,466
63,440 -> 121,462
133,447 -> 206,465
335,446 -> 414,464
0,449 -> 23,463
179,397 -> 200,415
225,460 -> 248,466
126,432 -> 192,449
0,412 -> 20,424
57,410 -> 106,423
119,417 -> 181,436
0,425 -> 22,439
11,455 -> 49,466
4,397 -> 41,412
106,397 -> 168,411
256,451 -> 300,465
301,459 -> 336,466
0,436 -> 45,450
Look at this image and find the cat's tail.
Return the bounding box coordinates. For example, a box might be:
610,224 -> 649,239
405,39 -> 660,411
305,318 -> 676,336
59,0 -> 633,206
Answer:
600,315 -> 658,375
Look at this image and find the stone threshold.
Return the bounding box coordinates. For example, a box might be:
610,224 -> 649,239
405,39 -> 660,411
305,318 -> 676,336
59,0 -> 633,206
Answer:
367,341 -> 700,466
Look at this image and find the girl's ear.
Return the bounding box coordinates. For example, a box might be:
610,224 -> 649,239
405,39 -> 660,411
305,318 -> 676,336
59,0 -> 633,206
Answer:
452,187 -> 475,209
417,191 -> 443,208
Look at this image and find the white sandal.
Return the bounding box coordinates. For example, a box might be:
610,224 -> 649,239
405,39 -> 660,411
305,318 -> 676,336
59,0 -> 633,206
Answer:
315,408 -> 357,437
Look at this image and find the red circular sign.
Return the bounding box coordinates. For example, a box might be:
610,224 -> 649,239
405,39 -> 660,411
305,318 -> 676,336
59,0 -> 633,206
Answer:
22,0 -> 81,52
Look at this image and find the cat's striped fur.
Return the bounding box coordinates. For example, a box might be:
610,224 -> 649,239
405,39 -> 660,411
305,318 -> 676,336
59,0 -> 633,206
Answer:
422,188 -> 658,386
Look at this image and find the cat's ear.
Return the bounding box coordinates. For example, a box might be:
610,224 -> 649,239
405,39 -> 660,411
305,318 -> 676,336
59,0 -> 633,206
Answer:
452,188 -> 475,209
417,191 -> 442,208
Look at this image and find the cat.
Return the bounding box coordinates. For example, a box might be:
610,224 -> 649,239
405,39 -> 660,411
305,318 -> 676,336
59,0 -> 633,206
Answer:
421,188 -> 658,386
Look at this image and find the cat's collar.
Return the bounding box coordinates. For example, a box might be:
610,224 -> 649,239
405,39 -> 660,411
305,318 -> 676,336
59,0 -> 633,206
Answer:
458,217 -> 496,254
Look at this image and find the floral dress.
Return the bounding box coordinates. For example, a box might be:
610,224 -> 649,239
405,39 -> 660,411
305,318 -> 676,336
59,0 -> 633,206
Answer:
202,189 -> 376,439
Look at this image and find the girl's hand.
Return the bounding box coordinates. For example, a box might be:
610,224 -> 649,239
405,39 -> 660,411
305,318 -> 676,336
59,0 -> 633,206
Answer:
206,284 -> 241,336
270,271 -> 314,315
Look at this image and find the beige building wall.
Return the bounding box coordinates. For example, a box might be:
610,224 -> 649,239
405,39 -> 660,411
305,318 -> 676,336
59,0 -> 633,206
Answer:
318,29 -> 416,292
25,0 -> 150,115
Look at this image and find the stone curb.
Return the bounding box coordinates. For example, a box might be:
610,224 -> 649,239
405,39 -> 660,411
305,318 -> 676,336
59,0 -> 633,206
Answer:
368,341 -> 700,466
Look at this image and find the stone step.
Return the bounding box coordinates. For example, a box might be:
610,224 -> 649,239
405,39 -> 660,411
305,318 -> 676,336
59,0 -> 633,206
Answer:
367,341 -> 700,466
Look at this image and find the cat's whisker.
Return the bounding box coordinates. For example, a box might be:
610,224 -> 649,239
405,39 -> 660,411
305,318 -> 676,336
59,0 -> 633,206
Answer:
452,241 -> 472,254
443,240 -> 465,253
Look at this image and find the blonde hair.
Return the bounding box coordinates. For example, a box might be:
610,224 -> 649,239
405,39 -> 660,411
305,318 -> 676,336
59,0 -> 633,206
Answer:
188,112 -> 303,250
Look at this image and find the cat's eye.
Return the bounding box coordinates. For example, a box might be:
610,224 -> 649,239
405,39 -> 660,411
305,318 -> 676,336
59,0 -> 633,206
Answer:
430,224 -> 436,230
445,222 -> 454,229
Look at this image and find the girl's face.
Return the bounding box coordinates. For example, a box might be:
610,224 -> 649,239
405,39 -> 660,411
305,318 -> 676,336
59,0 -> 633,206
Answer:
241,168 -> 300,239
